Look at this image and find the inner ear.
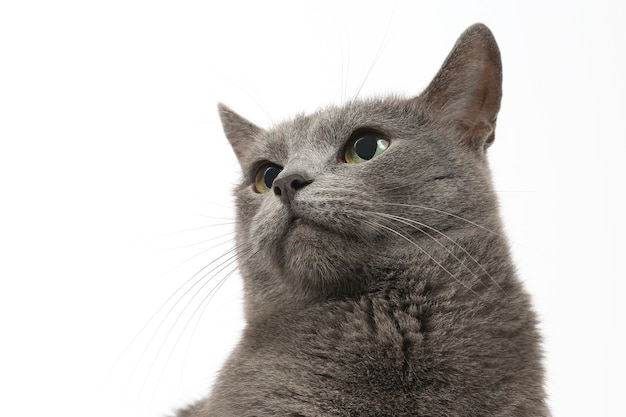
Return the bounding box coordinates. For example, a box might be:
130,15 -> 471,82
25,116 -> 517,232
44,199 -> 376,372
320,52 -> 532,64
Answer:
218,103 -> 264,166
419,24 -> 502,149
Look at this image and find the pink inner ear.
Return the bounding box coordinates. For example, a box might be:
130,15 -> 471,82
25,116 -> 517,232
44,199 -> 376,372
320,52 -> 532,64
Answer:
419,24 -> 502,149
458,119 -> 496,150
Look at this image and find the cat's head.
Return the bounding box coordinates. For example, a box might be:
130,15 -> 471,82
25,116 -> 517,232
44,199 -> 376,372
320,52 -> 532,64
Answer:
219,24 -> 502,307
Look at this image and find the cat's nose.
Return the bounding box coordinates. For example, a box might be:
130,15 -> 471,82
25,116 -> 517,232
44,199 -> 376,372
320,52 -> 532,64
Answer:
272,173 -> 312,205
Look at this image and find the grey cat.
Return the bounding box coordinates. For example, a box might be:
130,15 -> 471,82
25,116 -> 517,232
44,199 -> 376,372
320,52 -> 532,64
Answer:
176,23 -> 549,416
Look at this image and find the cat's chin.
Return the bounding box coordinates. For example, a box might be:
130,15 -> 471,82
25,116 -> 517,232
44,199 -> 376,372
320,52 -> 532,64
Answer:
282,215 -> 342,250
275,219 -> 365,297
284,216 -> 325,240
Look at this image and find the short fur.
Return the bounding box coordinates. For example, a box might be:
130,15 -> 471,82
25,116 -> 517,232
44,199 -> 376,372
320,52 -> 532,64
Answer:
176,24 -> 550,416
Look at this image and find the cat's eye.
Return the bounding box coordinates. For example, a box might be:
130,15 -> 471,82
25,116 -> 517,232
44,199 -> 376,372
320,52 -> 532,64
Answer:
344,131 -> 390,164
254,164 -> 282,194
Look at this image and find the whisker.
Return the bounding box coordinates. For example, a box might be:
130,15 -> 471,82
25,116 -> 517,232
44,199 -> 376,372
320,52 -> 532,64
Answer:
157,236 -> 236,285
351,4 -> 395,102
374,202 -> 502,237
218,73 -> 275,125
166,232 -> 235,250
146,222 -> 235,240
177,250 -> 252,387
369,211 -> 486,289
338,32 -> 348,104
362,218 -> 482,299
147,249 -> 248,405
136,248 -> 244,401
369,211 -> 506,295
106,237 -> 235,403
179,210 -> 235,222
125,245 -> 241,399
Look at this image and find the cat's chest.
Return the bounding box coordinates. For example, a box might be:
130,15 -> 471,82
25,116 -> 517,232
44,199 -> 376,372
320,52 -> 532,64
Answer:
243,295 -> 449,387
221,295 -> 472,415
211,288 -> 537,416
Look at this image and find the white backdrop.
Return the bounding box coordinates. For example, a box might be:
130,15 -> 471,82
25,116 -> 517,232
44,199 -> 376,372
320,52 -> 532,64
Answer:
1,1 -> 624,416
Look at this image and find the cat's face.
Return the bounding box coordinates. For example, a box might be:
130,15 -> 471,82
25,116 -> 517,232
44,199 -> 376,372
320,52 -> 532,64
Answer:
220,24 -> 502,305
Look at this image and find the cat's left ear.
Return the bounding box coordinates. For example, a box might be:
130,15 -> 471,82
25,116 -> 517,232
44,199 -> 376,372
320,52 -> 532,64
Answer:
217,103 -> 264,165
419,23 -> 502,150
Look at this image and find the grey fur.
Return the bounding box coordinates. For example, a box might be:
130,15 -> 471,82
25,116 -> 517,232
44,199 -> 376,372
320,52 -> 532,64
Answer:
176,24 -> 549,416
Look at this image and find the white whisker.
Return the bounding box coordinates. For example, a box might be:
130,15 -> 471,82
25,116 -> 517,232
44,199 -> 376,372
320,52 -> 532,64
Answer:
144,222 -> 235,240
148,250 -> 248,405
135,247 -> 244,406
374,202 -> 501,237
113,244 -> 225,391
351,5 -> 395,102
369,211 -> 506,295
124,244 -> 239,400
168,233 -> 235,250
178,251 -> 251,387
362,218 -> 482,299
219,73 -> 275,125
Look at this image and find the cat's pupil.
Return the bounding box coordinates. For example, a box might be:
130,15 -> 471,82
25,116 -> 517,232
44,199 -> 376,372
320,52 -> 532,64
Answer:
344,132 -> 389,164
353,135 -> 378,160
263,166 -> 281,189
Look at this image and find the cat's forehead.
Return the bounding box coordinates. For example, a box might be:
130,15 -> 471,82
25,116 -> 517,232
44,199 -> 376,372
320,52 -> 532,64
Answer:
255,97 -> 416,160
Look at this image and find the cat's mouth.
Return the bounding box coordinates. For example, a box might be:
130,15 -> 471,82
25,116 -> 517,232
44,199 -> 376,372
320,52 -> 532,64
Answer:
285,214 -> 325,237
283,214 -> 346,248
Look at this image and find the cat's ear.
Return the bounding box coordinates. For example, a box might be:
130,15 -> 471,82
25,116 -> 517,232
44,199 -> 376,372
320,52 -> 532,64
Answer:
218,103 -> 264,164
420,23 -> 502,150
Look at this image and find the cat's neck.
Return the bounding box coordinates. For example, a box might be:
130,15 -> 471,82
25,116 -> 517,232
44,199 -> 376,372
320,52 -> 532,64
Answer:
244,228 -> 516,325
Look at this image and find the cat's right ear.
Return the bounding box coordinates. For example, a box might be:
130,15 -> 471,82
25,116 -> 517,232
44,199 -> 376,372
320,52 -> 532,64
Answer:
418,24 -> 502,151
217,103 -> 264,165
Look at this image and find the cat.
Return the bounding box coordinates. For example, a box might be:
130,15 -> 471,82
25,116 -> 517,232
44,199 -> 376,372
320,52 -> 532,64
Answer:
175,23 -> 550,416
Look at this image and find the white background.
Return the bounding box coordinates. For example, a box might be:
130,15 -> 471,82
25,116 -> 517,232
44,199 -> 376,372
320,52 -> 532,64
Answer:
1,1 -> 625,416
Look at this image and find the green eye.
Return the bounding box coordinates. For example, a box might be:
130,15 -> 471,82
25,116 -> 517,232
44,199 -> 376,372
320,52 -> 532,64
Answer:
344,132 -> 390,164
254,164 -> 282,193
